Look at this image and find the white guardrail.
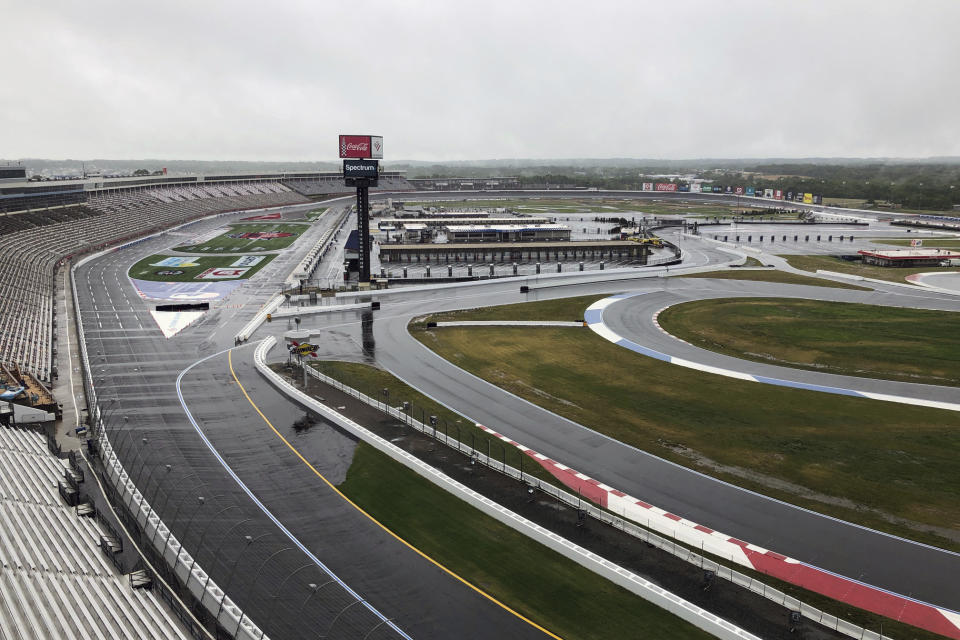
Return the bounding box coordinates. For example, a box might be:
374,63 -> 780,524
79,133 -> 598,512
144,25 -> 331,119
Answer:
288,349 -> 893,640
71,252 -> 269,640
254,336 -> 759,640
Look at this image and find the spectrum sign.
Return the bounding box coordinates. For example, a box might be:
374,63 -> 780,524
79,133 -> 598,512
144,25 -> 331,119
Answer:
339,134 -> 383,159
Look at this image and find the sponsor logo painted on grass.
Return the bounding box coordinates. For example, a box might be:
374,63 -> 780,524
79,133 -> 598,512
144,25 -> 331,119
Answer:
195,267 -> 250,280
227,231 -> 296,240
152,256 -> 200,268
155,270 -> 184,276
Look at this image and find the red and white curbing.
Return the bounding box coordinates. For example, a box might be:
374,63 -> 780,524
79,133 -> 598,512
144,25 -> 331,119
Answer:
476,423 -> 960,639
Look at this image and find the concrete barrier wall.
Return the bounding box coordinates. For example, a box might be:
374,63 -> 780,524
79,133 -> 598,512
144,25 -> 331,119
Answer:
297,359 -> 892,640
71,255 -> 268,640
255,337 -> 760,640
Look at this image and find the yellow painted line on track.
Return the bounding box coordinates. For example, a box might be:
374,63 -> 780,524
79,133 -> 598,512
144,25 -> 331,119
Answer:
227,349 -> 562,640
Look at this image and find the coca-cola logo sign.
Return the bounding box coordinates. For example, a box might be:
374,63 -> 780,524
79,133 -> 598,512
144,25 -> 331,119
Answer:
339,134 -> 384,159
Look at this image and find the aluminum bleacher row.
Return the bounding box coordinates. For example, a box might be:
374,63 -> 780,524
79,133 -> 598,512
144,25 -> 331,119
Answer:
0,425 -> 191,639
0,182 -> 308,383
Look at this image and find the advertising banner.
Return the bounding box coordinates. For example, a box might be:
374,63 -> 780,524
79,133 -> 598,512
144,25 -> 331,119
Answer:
735,186 -> 744,195
813,194 -> 823,205
655,183 -> 678,192
803,193 -> 814,204
195,267 -> 250,280
343,159 -> 380,179
690,183 -> 702,193
746,187 -> 755,196
911,239 -> 923,247
774,189 -> 783,199
642,183 -> 654,191
713,186 -> 723,193
230,256 -> 264,268
786,191 -> 795,201
678,184 -> 690,192
339,134 -> 383,159
152,257 -> 199,268
725,186 -> 733,194
764,189 -> 774,198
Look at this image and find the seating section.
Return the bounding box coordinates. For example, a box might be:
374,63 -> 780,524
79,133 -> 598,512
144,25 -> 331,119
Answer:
0,182 -> 309,382
283,175 -> 414,196
0,425 -> 190,639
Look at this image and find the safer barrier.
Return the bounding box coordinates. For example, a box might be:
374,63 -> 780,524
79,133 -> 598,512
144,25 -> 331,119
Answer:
255,337 -> 759,640
297,358 -> 907,640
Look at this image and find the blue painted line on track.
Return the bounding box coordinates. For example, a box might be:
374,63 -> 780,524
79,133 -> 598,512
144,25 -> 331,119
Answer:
752,375 -> 867,397
175,345 -> 412,640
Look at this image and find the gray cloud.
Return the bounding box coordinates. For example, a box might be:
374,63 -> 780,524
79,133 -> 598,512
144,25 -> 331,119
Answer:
2,0 -> 958,161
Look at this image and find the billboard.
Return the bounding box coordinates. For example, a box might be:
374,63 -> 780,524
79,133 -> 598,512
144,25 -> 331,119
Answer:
786,191 -> 794,201
745,187 -> 755,196
725,186 -> 733,194
655,183 -> 678,192
642,182 -> 654,191
195,267 -> 250,280
678,184 -> 690,192
690,183 -> 701,193
343,159 -> 380,179
764,188 -> 774,198
713,186 -> 723,193
774,189 -> 782,199
339,134 -> 383,159
813,194 -> 823,205
734,186 -> 744,195
803,193 -> 814,204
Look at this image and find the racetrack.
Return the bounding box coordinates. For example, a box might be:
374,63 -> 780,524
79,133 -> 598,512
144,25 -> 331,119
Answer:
75,190 -> 960,638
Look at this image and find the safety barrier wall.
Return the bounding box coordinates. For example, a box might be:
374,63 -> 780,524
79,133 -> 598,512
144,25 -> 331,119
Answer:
256,337 -> 760,640
297,357 -> 890,640
71,253 -> 269,640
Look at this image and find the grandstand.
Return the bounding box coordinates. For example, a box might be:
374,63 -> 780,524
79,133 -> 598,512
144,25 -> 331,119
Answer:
0,179 -> 308,383
282,171 -> 413,197
0,423 -> 191,639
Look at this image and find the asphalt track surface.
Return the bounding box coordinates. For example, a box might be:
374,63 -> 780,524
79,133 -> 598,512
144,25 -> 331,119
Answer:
601,282 -> 960,406
358,276 -> 960,613
77,204 -> 549,640
77,190 -> 959,637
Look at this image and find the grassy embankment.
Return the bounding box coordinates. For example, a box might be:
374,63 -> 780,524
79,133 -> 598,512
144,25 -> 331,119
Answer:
322,359 -> 945,640
412,297 -> 960,551
173,222 -> 309,252
128,253 -> 276,282
307,360 -> 561,489
781,254 -> 958,284
658,298 -> 960,387
870,238 -> 960,249
338,442 -> 712,640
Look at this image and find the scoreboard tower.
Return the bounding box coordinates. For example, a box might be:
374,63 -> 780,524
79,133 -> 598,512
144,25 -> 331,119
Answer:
339,134 -> 383,285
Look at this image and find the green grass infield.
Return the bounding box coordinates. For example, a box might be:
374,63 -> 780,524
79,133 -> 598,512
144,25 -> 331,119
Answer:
128,253 -> 276,282
173,222 -> 309,253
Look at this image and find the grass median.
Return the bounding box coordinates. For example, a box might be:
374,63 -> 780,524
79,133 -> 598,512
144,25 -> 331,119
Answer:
338,441 -> 712,640
128,253 -> 276,282
658,297 -> 960,387
780,254 -> 958,284
412,316 -> 960,550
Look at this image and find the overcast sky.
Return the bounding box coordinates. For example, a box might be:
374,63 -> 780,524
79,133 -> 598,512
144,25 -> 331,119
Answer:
2,0 -> 959,162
